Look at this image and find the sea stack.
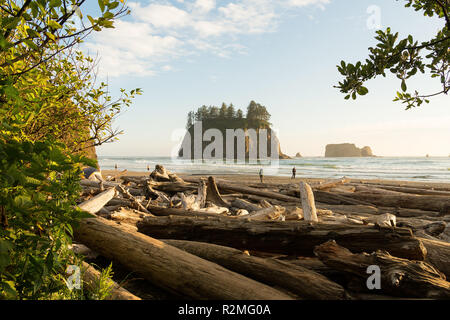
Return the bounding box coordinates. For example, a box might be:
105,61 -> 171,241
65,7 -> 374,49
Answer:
325,143 -> 374,157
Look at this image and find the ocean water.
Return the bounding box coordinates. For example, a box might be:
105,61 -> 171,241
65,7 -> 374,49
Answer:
98,156 -> 450,183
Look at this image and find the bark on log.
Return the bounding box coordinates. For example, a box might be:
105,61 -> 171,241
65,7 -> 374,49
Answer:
299,182 -> 318,222
244,206 -> 285,221
116,185 -> 151,214
314,178 -> 349,191
80,180 -> 120,189
81,262 -> 141,300
137,216 -> 427,260
109,207 -> 149,226
164,239 -> 348,300
375,185 -> 450,196
314,240 -> 450,299
231,199 -> 262,212
74,216 -> 294,300
78,188 -> 117,214
337,191 -> 450,212
206,176 -> 231,207
419,237 -> 450,280
148,205 -> 229,218
313,190 -> 375,206
215,182 -> 301,203
148,181 -> 197,193
355,181 -> 450,192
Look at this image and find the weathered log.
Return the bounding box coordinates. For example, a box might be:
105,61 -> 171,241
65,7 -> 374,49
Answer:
215,181 -> 301,203
320,214 -> 364,225
73,216 -> 294,300
397,218 -> 446,237
314,178 -> 349,191
80,179 -> 120,189
121,176 -> 149,185
283,206 -> 304,220
106,198 -> 133,208
352,184 -> 450,196
137,216 -> 427,260
419,237 -> 450,280
337,191 -> 450,212
148,181 -> 197,193
147,205 -> 228,218
314,240 -> 450,299
116,185 -> 151,214
78,188 -> 117,214
164,240 -> 348,300
355,181 -> 450,192
231,199 -> 261,212
314,190 -> 375,206
244,205 -> 285,221
150,164 -> 171,182
81,262 -> 141,300
362,213 -> 397,227
145,183 -> 171,203
206,176 -> 231,207
299,182 -> 318,222
280,257 -> 338,278
109,207 -> 150,226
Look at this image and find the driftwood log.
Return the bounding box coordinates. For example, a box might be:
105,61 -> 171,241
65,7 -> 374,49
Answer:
419,237 -> 450,279
206,176 -> 231,207
78,188 -> 117,214
164,239 -> 348,300
299,182 -> 318,222
137,216 -> 426,260
74,216 -> 294,300
314,240 -> 450,299
231,199 -> 261,212
336,191 -> 450,213
147,205 -> 229,218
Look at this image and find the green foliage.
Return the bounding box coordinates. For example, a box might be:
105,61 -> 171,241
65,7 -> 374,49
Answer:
0,136 -> 93,299
187,101 -> 271,129
83,263 -> 114,300
335,0 -> 449,109
0,0 -> 140,299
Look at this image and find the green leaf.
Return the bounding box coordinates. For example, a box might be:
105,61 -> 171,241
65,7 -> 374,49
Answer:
1,281 -> 17,298
48,20 -> 62,29
98,0 -> 106,13
401,79 -> 407,92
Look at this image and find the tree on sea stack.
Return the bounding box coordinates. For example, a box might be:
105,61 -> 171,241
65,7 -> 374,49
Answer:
335,0 -> 449,109
0,0 -> 140,299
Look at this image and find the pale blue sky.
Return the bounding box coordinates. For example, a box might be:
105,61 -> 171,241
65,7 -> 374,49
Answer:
83,0 -> 449,157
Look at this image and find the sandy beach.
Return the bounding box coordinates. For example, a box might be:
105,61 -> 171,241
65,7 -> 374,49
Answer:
103,169 -> 450,190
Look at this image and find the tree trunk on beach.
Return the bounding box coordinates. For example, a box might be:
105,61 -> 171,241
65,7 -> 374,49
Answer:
137,216 -> 426,260
74,216 -> 295,300
314,240 -> 450,299
336,191 -> 450,212
164,239 -> 348,300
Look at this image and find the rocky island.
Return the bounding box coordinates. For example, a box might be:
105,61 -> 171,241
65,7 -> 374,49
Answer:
178,101 -> 291,160
325,143 -> 374,157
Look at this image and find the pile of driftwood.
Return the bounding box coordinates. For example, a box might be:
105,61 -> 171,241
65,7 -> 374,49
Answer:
74,165 -> 450,300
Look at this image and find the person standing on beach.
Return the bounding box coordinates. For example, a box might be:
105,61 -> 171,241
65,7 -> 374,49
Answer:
147,164 -> 150,171
292,167 -> 296,179
114,164 -> 118,171
259,168 -> 264,183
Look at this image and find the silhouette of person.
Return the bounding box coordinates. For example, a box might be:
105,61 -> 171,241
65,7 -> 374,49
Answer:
292,167 -> 296,179
259,168 -> 264,183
